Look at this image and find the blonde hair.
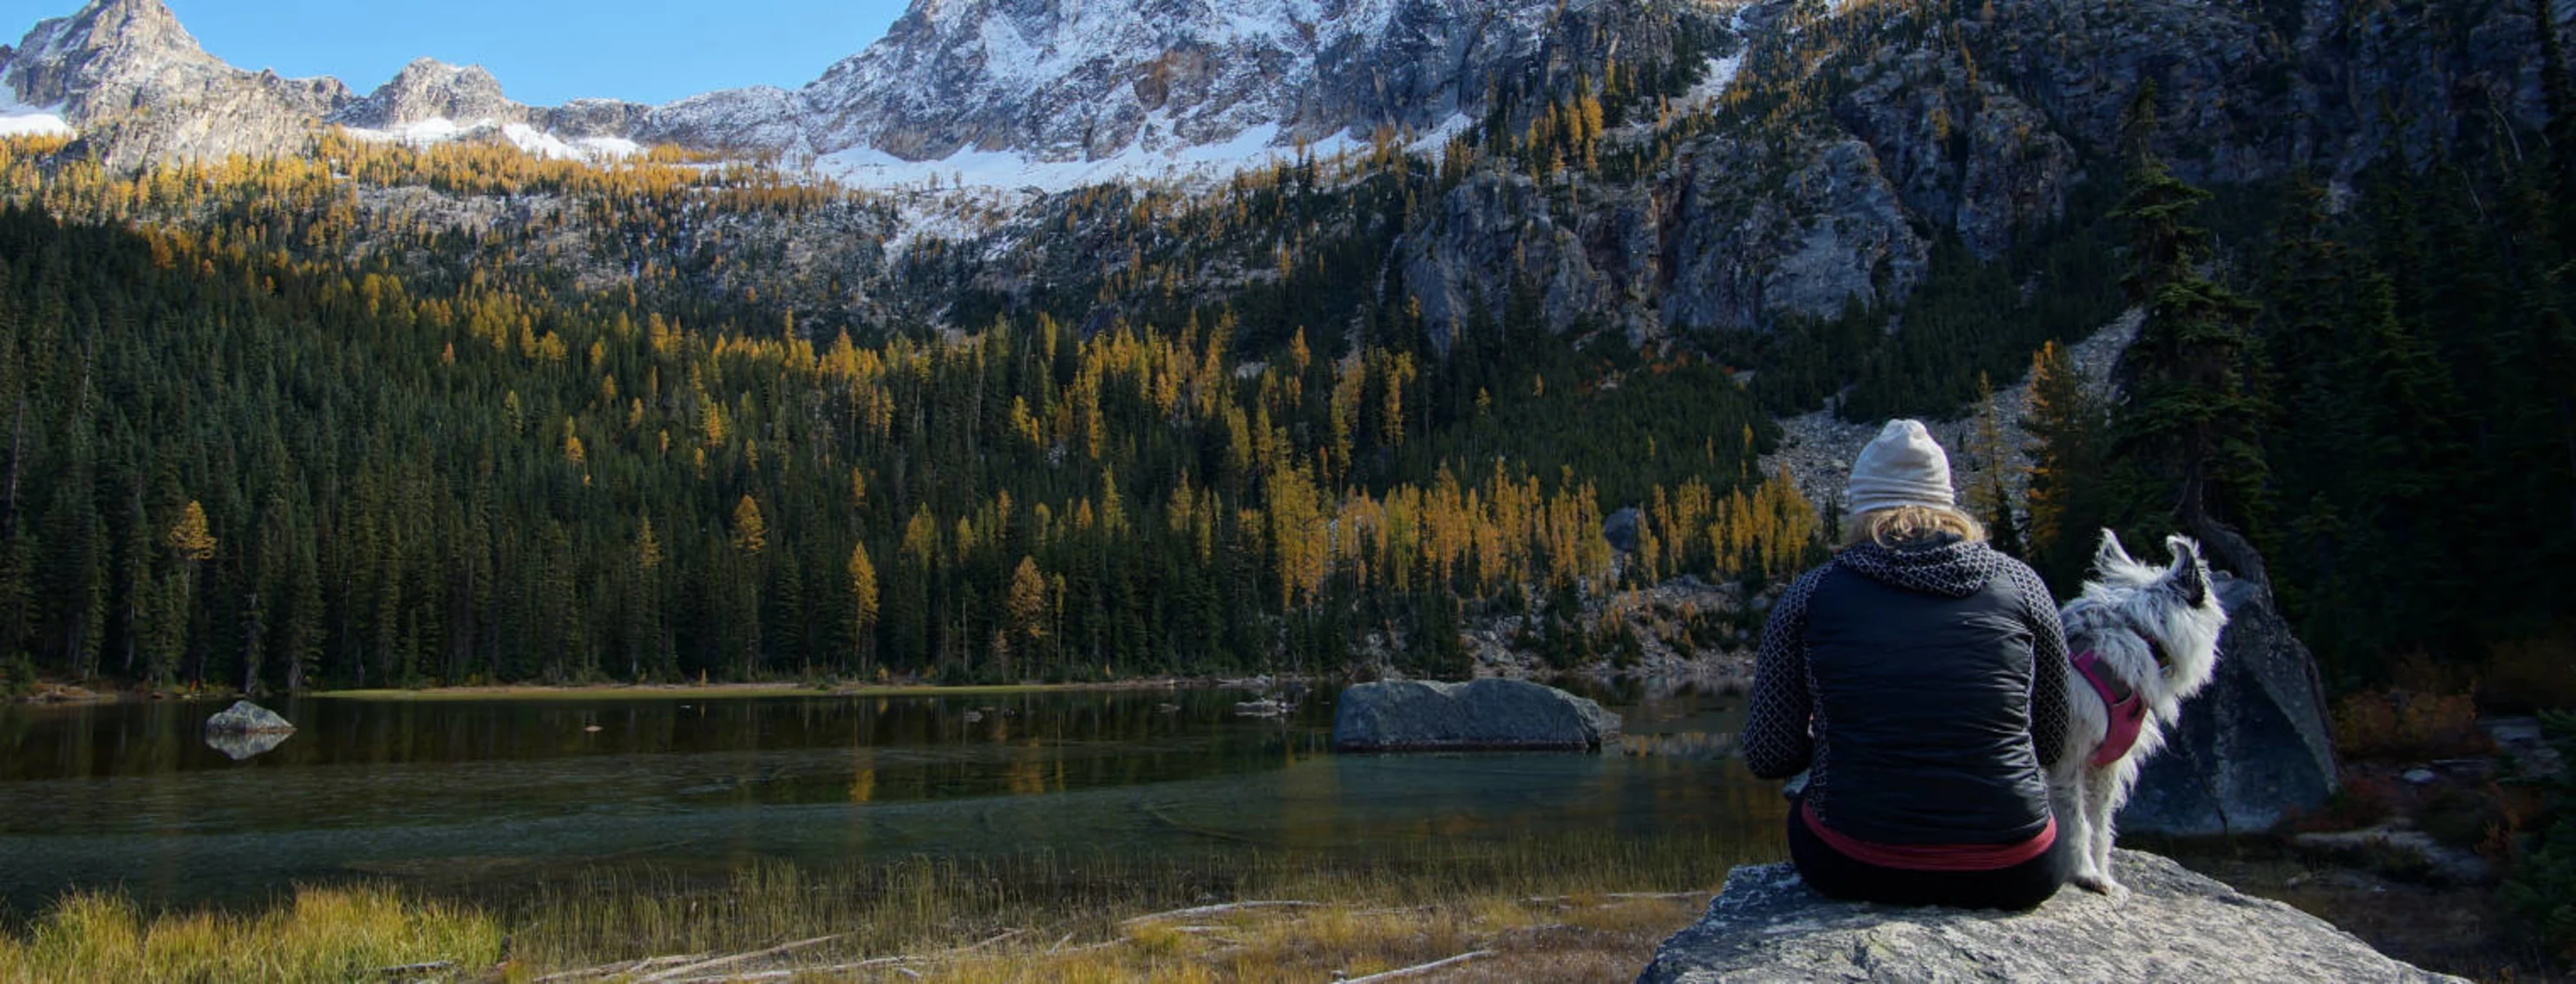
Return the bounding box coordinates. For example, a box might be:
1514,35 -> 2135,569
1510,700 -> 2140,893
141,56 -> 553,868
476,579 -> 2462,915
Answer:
1841,505 -> 1986,550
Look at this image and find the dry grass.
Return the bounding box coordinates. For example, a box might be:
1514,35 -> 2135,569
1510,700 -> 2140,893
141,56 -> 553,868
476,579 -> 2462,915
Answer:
0,831 -> 1759,982
0,886 -> 501,984
932,895 -> 1706,984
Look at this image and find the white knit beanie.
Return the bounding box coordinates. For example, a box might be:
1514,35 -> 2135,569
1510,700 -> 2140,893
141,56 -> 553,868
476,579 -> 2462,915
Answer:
1845,419 -> 1955,515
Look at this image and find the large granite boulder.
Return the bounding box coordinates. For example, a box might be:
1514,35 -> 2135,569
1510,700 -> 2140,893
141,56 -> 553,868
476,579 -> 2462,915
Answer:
1332,679 -> 1622,751
1638,850 -> 2461,983
204,699 -> 294,734
2122,574 -> 2339,836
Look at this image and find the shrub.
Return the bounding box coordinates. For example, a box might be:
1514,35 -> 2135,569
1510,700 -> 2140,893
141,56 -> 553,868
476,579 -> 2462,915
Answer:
2333,689 -> 2494,761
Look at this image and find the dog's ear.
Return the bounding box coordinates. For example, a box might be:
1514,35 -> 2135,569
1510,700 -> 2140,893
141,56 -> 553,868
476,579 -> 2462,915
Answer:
2092,529 -> 2135,575
2163,535 -> 2210,608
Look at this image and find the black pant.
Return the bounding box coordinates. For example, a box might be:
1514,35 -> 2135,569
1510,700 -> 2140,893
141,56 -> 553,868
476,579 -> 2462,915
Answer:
1785,795 -> 2072,910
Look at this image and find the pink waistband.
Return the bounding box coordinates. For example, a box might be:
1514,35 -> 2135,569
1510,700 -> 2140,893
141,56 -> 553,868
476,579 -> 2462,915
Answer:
1801,800 -> 2057,872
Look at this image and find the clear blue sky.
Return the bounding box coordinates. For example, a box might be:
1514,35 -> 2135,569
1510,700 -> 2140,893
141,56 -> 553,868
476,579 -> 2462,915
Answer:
3,0 -> 916,105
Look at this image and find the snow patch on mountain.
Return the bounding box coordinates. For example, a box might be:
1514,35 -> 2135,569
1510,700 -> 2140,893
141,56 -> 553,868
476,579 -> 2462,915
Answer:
819,112 -> 1472,194
502,124 -> 641,161
1684,53 -> 1745,111
340,117 -> 639,161
0,95 -> 72,137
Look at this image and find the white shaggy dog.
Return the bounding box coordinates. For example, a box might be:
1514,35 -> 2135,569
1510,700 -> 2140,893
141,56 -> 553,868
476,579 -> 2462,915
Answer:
2048,530 -> 2229,895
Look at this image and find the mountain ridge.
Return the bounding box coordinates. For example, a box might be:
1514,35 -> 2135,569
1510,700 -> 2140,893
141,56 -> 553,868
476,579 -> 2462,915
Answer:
0,0 -> 1706,184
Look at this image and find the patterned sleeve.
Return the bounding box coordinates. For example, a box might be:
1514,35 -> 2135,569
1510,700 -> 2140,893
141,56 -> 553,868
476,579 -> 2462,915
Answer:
2004,559 -> 2069,759
1743,565 -> 1829,779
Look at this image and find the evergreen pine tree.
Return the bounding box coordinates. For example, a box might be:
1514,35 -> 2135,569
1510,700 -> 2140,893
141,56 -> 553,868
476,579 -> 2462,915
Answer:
2110,85 -> 2271,582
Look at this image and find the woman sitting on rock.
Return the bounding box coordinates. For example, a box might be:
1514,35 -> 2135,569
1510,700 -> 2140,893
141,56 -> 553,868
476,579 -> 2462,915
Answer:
1745,419 -> 2072,909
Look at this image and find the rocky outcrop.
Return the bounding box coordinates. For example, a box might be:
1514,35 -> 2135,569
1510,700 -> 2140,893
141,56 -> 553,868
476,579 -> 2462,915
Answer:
1332,679 -> 1622,751
1659,135 -> 1926,334
1402,130 -> 1931,344
330,58 -> 523,130
1830,41 -> 2079,259
1638,850 -> 2462,983
1402,169 -> 1632,343
2120,574 -> 2339,836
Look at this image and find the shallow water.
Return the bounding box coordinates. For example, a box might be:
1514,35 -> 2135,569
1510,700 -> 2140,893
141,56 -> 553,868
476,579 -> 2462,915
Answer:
0,683 -> 1776,914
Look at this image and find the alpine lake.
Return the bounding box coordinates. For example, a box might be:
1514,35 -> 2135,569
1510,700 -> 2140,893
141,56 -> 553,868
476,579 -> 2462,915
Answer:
0,681 -> 1781,920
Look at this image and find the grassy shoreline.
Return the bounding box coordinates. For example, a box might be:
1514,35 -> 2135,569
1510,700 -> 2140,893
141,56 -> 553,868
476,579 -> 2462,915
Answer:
0,823 -> 2523,980
0,832 -> 1762,982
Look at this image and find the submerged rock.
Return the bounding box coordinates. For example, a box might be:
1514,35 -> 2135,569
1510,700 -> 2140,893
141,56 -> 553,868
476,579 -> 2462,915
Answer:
203,699 -> 294,734
1331,679 -> 1621,751
1638,851 -> 2461,983
2122,575 -> 2339,836
1233,698 -> 1290,718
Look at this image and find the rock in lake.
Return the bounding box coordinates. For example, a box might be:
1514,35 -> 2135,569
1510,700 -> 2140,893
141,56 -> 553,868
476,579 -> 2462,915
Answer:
1332,679 -> 1621,751
202,699 -> 295,760
1638,850 -> 2462,983
2122,574 -> 2339,836
203,699 -> 294,734
1233,698 -> 1290,718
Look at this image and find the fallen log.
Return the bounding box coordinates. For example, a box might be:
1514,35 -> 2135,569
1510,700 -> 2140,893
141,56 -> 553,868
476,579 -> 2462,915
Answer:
1116,899 -> 1319,927
634,935 -> 841,983
1342,949 -> 1496,983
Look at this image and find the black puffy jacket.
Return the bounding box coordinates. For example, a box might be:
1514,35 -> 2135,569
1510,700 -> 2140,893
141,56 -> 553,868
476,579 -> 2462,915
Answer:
1744,538 -> 2069,845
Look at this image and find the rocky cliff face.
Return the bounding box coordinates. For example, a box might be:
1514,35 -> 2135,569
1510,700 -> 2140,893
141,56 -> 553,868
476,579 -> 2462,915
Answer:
1389,0 -> 2566,340
0,0 -> 344,167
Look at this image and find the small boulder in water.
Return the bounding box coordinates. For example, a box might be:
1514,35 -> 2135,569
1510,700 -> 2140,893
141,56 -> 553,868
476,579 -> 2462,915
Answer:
204,699 -> 294,735
1233,698 -> 1290,718
1332,679 -> 1621,751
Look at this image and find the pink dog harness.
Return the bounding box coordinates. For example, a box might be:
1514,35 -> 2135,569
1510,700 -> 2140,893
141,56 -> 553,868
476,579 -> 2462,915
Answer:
2073,650 -> 2146,767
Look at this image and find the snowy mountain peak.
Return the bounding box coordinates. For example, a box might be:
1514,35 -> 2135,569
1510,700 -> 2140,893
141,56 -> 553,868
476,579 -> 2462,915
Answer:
53,0 -> 197,56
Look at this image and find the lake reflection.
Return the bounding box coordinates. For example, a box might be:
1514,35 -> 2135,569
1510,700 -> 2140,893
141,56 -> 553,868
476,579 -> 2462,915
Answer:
0,683 -> 1779,912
